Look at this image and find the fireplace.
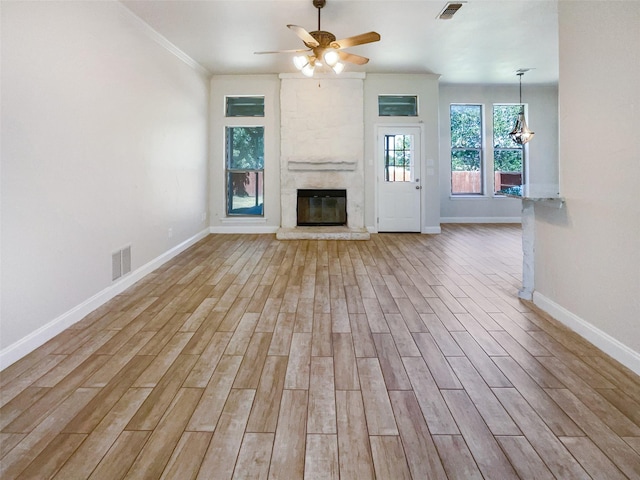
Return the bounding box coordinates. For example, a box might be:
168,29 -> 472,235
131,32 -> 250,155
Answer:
297,189 -> 347,226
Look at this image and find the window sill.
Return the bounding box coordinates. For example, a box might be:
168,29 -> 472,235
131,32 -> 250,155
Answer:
449,195 -> 489,200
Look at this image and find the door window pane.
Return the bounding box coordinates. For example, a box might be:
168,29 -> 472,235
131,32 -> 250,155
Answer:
384,134 -> 414,182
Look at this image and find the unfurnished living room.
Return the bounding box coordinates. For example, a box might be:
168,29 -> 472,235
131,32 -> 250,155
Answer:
1,1 -> 639,479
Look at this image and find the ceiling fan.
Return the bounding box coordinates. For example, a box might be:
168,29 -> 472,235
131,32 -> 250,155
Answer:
254,0 -> 381,76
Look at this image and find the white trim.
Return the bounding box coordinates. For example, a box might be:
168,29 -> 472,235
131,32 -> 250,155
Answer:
375,124 -> 425,233
440,217 -> 521,224
278,72 -> 366,80
118,2 -> 210,77
0,229 -> 210,371
209,226 -> 279,234
220,217 -> 268,225
533,292 -> 640,376
421,226 -> 442,234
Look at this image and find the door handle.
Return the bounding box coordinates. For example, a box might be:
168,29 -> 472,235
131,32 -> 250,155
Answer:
415,185 -> 421,190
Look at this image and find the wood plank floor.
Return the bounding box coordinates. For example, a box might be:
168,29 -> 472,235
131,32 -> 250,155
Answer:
2,224 -> 640,479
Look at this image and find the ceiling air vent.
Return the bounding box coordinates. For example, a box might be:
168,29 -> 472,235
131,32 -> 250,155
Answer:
438,2 -> 464,20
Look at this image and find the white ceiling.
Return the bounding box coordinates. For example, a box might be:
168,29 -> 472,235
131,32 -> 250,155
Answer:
120,0 -> 559,85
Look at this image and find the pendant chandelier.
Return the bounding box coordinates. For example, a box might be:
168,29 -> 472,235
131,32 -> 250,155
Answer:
509,71 -> 535,145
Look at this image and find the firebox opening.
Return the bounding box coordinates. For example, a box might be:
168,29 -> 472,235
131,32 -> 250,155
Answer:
297,189 -> 347,226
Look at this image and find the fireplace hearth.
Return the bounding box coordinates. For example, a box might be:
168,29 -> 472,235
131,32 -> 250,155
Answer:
297,189 -> 347,226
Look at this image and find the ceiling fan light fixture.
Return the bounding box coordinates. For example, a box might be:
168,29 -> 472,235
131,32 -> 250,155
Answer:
301,63 -> 315,77
257,0 -> 380,78
323,49 -> 339,67
293,55 -> 309,70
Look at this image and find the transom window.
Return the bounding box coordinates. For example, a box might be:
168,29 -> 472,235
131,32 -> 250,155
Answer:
450,104 -> 483,195
225,96 -> 264,117
383,134 -> 415,182
378,95 -> 418,116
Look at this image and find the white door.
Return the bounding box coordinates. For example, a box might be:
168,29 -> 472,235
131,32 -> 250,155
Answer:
377,126 -> 422,232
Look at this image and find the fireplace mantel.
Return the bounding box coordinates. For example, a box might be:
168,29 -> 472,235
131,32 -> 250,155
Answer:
287,160 -> 357,171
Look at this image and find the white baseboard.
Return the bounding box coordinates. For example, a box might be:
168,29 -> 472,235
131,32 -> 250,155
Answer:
209,226 -> 279,234
365,226 -> 441,234
440,217 -> 522,224
533,292 -> 640,376
0,229 -> 210,371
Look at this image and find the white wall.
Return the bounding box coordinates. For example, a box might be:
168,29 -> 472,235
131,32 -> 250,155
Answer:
209,73 -> 441,234
209,75 -> 281,233
439,84 -> 559,222
1,1 -> 209,363
279,74 -> 365,230
534,1 -> 640,372
364,74 -> 441,233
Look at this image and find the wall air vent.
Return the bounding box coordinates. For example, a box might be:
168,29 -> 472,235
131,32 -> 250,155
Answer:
438,2 -> 464,20
112,250 -> 122,281
112,245 -> 132,281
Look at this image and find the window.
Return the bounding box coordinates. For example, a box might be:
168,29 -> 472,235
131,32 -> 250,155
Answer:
493,105 -> 524,193
225,96 -> 265,217
226,96 -> 264,117
226,126 -> 264,216
450,104 -> 483,195
378,95 -> 418,116
383,134 -> 415,182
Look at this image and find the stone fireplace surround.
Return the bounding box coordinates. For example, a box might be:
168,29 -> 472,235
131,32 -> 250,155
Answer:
276,73 -> 370,240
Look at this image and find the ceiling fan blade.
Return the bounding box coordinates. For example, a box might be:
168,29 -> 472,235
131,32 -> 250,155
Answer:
287,24 -> 319,47
331,31 -> 380,49
338,51 -> 370,65
254,49 -> 310,55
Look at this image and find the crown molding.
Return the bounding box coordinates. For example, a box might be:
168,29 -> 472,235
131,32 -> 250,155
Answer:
117,1 -> 210,78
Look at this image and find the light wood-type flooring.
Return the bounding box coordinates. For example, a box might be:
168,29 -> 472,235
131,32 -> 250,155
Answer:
2,224 -> 640,479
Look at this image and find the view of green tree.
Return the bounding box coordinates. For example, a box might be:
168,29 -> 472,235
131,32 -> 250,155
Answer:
226,126 -> 264,211
384,134 -> 412,167
451,105 -> 482,148
450,105 -> 482,171
227,126 -> 264,170
493,105 -> 522,172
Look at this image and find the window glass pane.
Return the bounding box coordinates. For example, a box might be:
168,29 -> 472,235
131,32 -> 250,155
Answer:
226,127 -> 264,169
227,171 -> 264,216
384,134 -> 414,182
450,104 -> 483,195
451,150 -> 482,194
226,126 -> 264,216
226,96 -> 265,117
378,95 -> 418,116
493,105 -> 523,193
450,105 -> 482,148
